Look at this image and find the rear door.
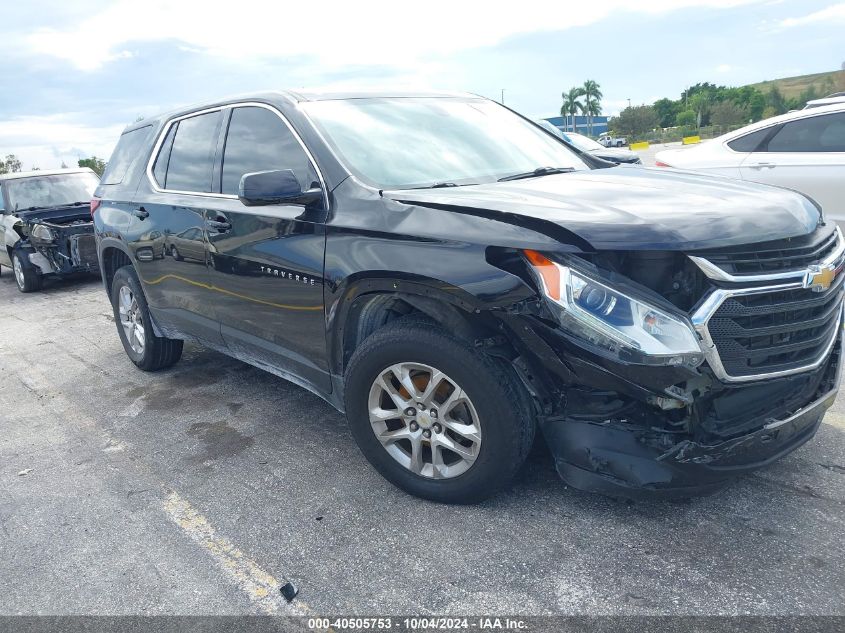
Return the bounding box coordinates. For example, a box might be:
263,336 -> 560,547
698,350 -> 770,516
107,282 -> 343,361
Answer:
739,111 -> 845,219
202,104 -> 330,392
129,109 -> 226,345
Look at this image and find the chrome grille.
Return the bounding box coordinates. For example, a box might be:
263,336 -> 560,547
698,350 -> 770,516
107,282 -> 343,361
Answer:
691,227 -> 845,382
694,228 -> 839,276
706,276 -> 844,378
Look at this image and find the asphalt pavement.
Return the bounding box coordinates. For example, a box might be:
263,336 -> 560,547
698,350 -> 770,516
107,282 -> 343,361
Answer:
1,272 -> 844,616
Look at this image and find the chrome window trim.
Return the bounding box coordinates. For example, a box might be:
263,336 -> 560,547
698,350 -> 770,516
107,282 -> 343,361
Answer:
145,101 -> 328,208
689,226 -> 844,284
690,282 -> 844,383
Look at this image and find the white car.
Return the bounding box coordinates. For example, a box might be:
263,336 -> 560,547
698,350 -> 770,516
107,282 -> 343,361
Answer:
655,103 -> 845,219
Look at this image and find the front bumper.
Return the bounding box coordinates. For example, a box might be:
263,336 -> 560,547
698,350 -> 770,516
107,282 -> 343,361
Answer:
506,313 -> 843,499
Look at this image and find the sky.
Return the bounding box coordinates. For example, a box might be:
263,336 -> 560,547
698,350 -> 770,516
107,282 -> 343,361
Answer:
0,0 -> 842,170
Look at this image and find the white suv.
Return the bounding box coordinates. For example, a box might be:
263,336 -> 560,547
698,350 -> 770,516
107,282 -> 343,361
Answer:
655,103 -> 845,220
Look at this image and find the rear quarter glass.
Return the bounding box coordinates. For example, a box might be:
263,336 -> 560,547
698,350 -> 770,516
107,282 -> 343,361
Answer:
101,125 -> 154,186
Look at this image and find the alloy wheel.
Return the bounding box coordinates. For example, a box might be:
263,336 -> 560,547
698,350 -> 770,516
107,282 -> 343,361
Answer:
118,285 -> 146,355
13,256 -> 25,290
367,362 -> 482,479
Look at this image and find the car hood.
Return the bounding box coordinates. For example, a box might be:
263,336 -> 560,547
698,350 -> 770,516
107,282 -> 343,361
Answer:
384,166 -> 820,251
590,148 -> 639,162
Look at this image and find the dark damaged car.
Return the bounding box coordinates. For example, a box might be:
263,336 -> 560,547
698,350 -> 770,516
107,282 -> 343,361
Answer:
93,92 -> 843,502
0,168 -> 100,292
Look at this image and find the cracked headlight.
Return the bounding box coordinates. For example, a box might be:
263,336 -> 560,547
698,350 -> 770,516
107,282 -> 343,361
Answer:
30,224 -> 56,242
525,250 -> 704,368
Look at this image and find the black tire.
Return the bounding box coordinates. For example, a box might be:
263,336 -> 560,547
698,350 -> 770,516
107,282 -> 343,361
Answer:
171,246 -> 182,261
12,251 -> 42,293
344,316 -> 535,504
111,265 -> 183,371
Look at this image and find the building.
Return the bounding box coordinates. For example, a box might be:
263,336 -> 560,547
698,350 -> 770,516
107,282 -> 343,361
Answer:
543,115 -> 609,137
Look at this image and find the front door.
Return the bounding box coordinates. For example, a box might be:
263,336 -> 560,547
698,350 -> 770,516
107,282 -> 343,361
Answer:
204,105 -> 330,392
739,111 -> 845,220
0,185 -> 13,267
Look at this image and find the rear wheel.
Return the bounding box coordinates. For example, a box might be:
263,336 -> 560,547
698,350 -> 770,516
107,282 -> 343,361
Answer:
12,251 -> 42,293
344,316 -> 535,503
111,266 -> 183,371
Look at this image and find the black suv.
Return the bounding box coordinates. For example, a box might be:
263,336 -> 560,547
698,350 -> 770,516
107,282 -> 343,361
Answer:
94,91 -> 843,503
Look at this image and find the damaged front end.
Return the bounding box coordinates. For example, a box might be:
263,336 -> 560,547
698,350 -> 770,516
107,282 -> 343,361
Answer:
496,232 -> 845,498
15,208 -> 99,277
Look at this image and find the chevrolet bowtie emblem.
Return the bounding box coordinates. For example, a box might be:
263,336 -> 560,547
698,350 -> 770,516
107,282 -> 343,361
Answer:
804,263 -> 839,293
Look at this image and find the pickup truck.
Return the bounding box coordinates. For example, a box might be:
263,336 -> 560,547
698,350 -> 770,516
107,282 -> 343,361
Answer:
597,134 -> 628,147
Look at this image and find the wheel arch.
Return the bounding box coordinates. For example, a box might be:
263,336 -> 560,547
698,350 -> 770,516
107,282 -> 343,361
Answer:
330,278 -> 506,377
98,239 -> 134,299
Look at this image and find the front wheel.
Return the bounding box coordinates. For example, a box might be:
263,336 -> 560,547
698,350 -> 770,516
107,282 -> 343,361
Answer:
12,251 -> 42,293
344,316 -> 535,503
111,266 -> 183,371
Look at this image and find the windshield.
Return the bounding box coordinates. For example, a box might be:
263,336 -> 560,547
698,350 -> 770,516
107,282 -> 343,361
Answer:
562,132 -> 605,151
303,97 -> 587,189
6,172 -> 99,211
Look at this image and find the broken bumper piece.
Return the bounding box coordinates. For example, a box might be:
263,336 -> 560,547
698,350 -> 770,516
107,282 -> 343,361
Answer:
541,317 -> 842,500
543,385 -> 835,499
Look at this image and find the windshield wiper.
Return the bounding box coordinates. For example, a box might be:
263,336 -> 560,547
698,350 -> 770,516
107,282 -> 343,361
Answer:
497,166 -> 575,182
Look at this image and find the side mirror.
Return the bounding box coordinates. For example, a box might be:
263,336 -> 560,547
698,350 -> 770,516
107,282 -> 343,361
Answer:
238,169 -> 322,207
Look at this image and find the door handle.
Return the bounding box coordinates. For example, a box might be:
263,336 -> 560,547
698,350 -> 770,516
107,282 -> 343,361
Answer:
133,206 -> 149,219
750,162 -> 776,170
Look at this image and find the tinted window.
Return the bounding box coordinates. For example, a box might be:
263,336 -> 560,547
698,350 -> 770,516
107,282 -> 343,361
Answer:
163,111 -> 221,192
765,113 -> 845,153
152,124 -> 177,187
221,106 -> 317,195
101,125 -> 153,185
727,127 -> 772,152
0,185 -> 5,212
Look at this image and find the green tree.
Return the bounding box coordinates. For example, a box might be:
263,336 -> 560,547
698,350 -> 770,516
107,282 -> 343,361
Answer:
653,98 -> 679,128
560,87 -> 585,133
766,86 -> 788,115
78,157 -> 107,177
675,110 -> 697,127
709,100 -> 750,126
0,154 -> 22,175
582,80 -> 603,136
611,105 -> 658,139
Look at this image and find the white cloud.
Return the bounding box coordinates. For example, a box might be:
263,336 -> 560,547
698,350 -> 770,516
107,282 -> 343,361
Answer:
778,2 -> 845,27
0,114 -> 123,170
716,64 -> 733,72
26,0 -> 766,71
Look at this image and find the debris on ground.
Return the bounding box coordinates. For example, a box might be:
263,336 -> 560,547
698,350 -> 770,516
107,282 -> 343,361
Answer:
280,582 -> 299,602
17,468 -> 33,476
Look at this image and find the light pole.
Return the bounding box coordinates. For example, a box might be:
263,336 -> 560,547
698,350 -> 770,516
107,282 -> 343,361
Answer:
500,88 -> 505,105
627,98 -> 631,109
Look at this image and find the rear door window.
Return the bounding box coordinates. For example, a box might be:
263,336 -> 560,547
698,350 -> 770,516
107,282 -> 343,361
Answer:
727,127 -> 773,152
159,111 -> 222,192
101,125 -> 153,185
220,106 -> 317,195
764,113 -> 845,153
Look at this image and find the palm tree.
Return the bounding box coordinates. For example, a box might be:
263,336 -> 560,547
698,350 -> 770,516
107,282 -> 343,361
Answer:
582,80 -> 603,136
560,87 -> 585,133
